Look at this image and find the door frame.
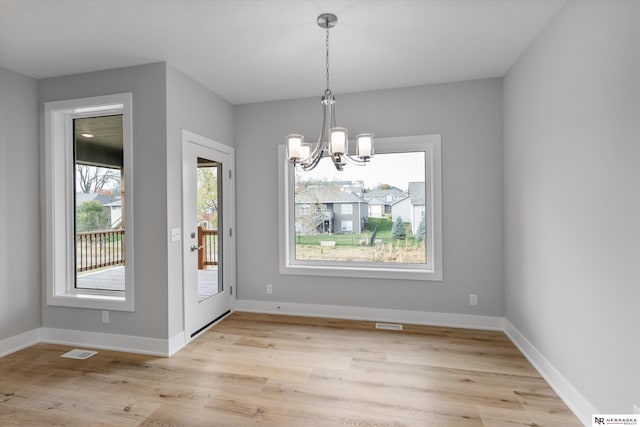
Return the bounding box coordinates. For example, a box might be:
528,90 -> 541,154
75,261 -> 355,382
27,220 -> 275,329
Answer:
181,130 -> 236,343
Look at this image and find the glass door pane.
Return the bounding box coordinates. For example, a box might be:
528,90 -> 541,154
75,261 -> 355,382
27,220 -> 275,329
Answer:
196,157 -> 222,302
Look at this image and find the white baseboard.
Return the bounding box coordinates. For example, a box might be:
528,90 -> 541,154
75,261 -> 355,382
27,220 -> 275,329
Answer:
0,328 -> 40,357
168,331 -> 186,356
504,320 -> 596,426
1,327 -> 176,358
39,327 -> 171,357
235,299 -> 504,331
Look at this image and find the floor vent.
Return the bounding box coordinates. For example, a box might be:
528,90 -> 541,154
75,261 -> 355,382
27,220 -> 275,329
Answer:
61,349 -> 97,360
375,322 -> 403,331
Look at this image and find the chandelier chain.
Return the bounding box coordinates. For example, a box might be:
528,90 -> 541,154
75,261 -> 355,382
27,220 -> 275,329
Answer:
325,27 -> 331,95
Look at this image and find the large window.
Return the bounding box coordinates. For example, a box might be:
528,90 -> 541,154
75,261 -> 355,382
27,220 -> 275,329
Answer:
279,135 -> 442,281
44,93 -> 134,310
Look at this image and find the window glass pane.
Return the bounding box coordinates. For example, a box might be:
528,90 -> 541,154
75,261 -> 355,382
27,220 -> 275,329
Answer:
74,115 -> 125,291
293,152 -> 426,264
341,220 -> 353,232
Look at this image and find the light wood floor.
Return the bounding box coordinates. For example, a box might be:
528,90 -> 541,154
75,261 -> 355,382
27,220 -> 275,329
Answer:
0,312 -> 582,426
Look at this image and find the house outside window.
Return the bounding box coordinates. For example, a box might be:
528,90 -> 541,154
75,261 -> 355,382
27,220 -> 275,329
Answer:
341,204 -> 353,215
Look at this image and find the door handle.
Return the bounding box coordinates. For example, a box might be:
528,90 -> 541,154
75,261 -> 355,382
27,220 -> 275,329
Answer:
190,245 -> 204,252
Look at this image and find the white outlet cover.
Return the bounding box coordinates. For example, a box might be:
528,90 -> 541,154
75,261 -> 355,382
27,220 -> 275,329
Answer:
170,228 -> 181,242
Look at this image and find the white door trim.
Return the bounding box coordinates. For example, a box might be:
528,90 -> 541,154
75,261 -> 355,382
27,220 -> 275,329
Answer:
181,130 -> 236,342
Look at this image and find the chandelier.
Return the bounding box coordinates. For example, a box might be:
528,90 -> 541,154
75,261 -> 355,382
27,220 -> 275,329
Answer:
286,13 -> 374,171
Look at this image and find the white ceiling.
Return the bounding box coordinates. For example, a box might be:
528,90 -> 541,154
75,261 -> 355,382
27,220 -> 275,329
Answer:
0,0 -> 565,105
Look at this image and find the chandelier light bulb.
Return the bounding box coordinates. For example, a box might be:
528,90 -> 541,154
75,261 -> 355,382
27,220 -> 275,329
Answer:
330,127 -> 347,155
286,134 -> 303,160
300,145 -> 311,165
356,134 -> 374,159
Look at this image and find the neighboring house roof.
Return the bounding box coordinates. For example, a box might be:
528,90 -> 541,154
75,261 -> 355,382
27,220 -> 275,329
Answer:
367,196 -> 388,206
75,193 -> 118,206
298,180 -> 365,197
103,198 -> 122,208
363,187 -> 404,198
392,182 -> 426,207
332,180 -> 364,190
391,195 -> 410,206
295,185 -> 367,204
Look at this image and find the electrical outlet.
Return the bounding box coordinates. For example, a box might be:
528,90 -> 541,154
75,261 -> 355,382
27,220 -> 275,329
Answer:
170,228 -> 181,242
469,294 -> 478,306
102,310 -> 109,323
266,284 -> 273,294
633,404 -> 640,414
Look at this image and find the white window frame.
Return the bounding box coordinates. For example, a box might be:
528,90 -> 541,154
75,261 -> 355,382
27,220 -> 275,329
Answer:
341,204 -> 353,215
44,93 -> 134,311
278,134 -> 443,281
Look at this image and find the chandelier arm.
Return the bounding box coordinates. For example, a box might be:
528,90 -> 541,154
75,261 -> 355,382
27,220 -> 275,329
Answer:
343,153 -> 370,166
301,149 -> 325,171
330,100 -> 336,128
306,101 -> 330,162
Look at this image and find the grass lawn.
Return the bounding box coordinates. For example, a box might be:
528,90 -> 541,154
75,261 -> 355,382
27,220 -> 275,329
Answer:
295,217 -> 420,248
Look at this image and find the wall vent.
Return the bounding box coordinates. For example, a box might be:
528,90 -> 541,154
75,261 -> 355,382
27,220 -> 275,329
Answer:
61,349 -> 97,360
375,322 -> 403,331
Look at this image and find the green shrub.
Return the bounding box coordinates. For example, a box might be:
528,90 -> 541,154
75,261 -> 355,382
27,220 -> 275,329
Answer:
391,216 -> 407,240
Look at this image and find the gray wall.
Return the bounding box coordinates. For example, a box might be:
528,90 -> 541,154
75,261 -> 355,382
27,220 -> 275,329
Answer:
165,64 -> 234,338
504,1 -> 640,413
234,78 -> 504,316
0,68 -> 41,340
39,63 -> 169,339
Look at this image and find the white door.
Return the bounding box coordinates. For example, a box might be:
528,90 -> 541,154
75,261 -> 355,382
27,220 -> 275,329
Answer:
182,131 -> 234,340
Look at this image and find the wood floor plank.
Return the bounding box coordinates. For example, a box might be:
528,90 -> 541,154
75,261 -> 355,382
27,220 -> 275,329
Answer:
1,381 -> 160,426
203,389 -> 445,427
192,339 -> 354,371
308,365 -> 526,411
0,405 -> 117,427
260,378 -> 484,426
0,312 -> 581,426
92,356 -> 269,395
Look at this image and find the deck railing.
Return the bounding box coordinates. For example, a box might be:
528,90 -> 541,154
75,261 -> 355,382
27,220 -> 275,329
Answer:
198,226 -> 218,269
76,229 -> 125,272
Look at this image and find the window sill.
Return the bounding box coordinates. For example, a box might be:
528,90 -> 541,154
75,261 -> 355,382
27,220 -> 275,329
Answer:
280,262 -> 442,281
47,292 -> 134,312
